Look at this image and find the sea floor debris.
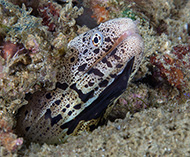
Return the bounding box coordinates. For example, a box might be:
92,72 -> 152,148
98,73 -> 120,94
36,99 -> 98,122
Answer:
0,0 -> 190,156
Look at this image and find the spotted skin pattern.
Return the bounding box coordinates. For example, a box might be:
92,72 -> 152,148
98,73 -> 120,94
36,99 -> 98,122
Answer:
16,18 -> 144,144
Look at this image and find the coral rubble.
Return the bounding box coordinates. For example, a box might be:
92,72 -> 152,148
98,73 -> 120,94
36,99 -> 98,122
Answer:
0,0 -> 189,156
0,110 -> 23,156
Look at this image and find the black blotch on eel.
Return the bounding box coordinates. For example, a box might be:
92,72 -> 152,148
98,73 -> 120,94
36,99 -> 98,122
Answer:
60,57 -> 135,135
45,109 -> 63,127
70,83 -> 94,103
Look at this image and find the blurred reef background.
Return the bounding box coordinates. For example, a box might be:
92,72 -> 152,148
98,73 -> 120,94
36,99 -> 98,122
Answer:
0,0 -> 189,156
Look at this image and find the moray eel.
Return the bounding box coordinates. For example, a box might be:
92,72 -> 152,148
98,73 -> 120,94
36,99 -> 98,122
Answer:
16,18 -> 144,144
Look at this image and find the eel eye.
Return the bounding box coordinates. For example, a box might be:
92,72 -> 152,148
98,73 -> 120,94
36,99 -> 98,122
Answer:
90,31 -> 103,47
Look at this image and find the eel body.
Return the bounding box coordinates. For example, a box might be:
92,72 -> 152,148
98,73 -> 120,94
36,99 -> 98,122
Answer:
16,18 -> 144,144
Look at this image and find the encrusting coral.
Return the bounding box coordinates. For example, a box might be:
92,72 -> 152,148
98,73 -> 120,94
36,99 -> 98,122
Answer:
0,0 -> 84,154
0,0 -> 83,113
0,0 -> 189,156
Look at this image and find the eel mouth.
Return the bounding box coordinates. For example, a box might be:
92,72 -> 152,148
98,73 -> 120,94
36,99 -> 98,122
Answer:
106,30 -> 134,55
102,30 -> 134,58
86,30 -> 136,73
